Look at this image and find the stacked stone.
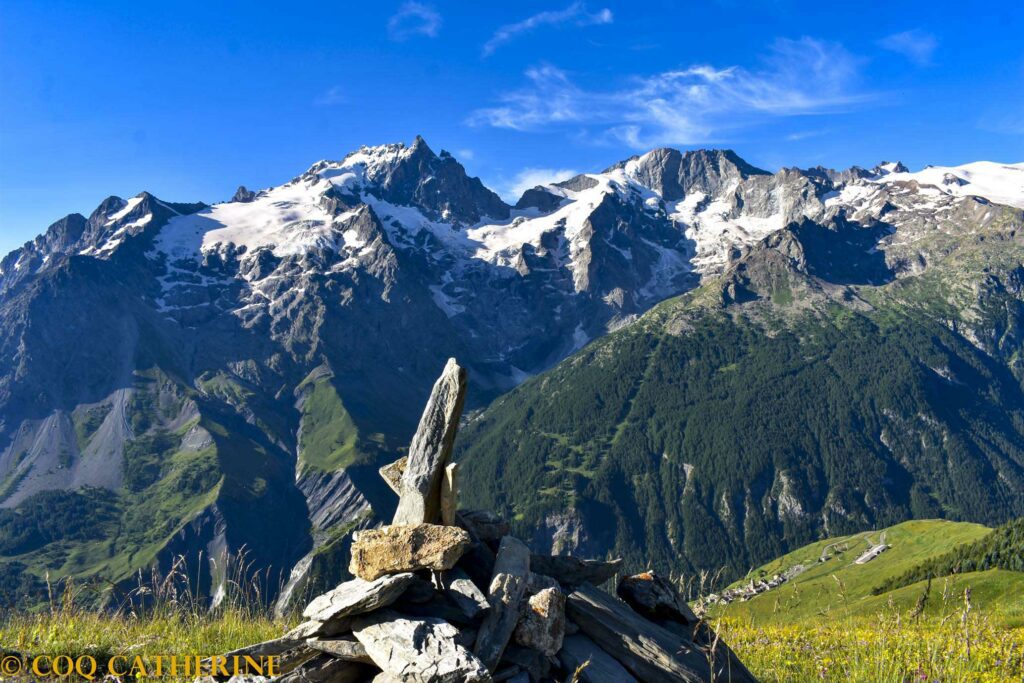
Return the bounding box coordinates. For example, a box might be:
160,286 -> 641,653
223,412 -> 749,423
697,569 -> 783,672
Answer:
221,359 -> 758,682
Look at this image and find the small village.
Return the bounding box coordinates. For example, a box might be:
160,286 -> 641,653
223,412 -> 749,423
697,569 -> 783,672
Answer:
702,534 -> 891,607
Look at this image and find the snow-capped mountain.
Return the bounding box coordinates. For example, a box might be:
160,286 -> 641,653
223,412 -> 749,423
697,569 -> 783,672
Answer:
1,137 -> 1021,608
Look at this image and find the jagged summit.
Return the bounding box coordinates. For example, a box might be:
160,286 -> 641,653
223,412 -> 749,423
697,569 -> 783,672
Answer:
315,136 -> 510,224
605,147 -> 770,201
1,138 -> 1023,610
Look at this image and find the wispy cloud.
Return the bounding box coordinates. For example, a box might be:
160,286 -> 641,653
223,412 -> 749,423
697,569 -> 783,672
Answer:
388,2 -> 441,41
977,112 -> 1024,136
497,167 -> 580,202
483,2 -> 612,56
785,129 -> 829,141
878,29 -> 937,66
313,86 -> 347,106
469,37 -> 870,148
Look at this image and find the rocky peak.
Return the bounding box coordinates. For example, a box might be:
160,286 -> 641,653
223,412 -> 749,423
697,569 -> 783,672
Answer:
609,148 -> 770,200
872,160 -> 909,176
514,186 -> 563,212
337,137 -> 510,225
232,185 -> 257,202
87,195 -> 127,233
802,164 -> 874,185
0,213 -> 89,290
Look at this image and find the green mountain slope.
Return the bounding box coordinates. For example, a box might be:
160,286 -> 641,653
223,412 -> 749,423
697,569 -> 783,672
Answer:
457,208 -> 1024,582
708,519 -> 1024,627
873,517 -> 1024,595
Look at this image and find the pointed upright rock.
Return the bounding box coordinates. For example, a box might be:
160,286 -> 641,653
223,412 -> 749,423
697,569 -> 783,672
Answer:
393,358 -> 468,525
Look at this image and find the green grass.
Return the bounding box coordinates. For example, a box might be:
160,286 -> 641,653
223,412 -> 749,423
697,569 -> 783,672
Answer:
0,559 -> 293,672
297,378 -> 364,472
709,519 -> 1024,627
72,404 -> 113,452
717,615 -> 1024,682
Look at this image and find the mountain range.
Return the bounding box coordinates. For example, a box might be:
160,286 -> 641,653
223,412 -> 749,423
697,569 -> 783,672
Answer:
1,137 -> 1022,610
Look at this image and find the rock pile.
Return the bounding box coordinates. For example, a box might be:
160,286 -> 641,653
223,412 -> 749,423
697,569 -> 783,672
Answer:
221,359 -> 758,682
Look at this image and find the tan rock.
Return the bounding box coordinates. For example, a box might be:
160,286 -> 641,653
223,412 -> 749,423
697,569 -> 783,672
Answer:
514,587 -> 566,656
349,524 -> 471,581
379,456 -> 407,495
440,462 -> 459,526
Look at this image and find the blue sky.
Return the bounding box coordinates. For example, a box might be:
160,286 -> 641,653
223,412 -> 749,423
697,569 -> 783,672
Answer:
2,0 -> 1022,256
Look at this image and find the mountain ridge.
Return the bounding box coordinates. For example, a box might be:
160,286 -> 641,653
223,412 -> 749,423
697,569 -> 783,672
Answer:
1,137 -> 1022,609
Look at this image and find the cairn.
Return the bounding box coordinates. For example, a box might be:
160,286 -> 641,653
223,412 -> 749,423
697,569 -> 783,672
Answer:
219,359 -> 757,682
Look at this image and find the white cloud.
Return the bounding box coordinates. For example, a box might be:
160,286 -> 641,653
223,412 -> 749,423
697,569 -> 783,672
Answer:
456,148 -> 475,160
785,129 -> 829,141
977,112 -> 1024,136
497,167 -> 580,202
878,29 -> 937,66
469,38 -> 870,149
388,2 -> 441,41
483,2 -> 612,56
314,86 -> 347,106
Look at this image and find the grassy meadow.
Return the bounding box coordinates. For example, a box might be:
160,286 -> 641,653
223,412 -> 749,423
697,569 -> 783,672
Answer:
2,519 -> 1023,681
704,519 -> 1024,682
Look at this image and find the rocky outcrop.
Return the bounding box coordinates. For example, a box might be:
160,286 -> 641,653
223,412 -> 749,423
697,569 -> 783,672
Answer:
216,361 -> 757,682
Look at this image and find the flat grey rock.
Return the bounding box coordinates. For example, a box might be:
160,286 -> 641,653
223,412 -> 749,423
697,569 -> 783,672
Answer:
473,536 -> 530,670
441,566 -> 490,620
353,610 -> 492,682
305,635 -> 373,664
275,653 -> 365,683
567,583 -> 714,683
530,555 -> 622,589
558,634 -> 639,683
303,573 -> 417,621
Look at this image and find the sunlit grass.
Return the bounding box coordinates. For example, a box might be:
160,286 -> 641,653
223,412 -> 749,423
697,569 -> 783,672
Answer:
3,552 -> 1023,683
0,552 -> 295,668
709,578 -> 1024,682
718,617 -> 1024,682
